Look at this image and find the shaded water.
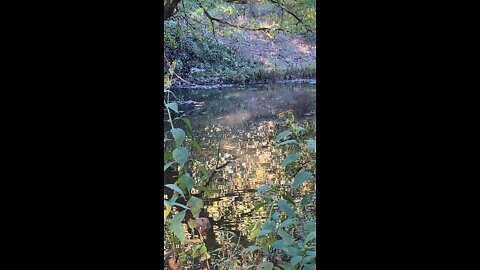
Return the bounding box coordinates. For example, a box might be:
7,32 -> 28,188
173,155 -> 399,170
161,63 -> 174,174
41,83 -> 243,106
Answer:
165,83 -> 316,248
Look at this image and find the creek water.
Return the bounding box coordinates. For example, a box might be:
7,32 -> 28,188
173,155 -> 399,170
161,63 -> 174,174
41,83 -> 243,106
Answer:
164,82 -> 316,249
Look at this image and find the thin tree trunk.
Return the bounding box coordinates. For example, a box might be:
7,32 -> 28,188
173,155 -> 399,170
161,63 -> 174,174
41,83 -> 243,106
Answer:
164,0 -> 182,21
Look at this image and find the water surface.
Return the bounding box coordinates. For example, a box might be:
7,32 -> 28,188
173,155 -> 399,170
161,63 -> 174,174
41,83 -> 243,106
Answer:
165,82 -> 316,247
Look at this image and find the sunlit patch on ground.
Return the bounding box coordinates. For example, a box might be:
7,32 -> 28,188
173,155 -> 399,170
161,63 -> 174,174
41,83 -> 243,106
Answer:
224,32 -> 316,68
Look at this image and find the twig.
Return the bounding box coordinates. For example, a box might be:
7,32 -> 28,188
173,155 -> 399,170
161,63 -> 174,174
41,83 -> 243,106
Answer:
166,229 -> 177,262
214,133 -> 222,170
164,100 -> 175,130
232,231 -> 242,257
268,0 -> 312,32
204,133 -> 231,188
208,17 -> 217,41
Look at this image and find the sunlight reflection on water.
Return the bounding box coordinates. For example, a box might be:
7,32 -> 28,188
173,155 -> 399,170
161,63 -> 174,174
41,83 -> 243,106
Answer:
166,83 -> 316,246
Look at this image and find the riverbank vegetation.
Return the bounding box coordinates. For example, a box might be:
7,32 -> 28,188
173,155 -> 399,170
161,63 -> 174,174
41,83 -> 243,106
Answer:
164,0 -> 316,86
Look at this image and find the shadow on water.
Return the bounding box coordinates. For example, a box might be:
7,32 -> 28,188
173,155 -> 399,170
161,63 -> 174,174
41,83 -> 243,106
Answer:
164,83 -> 316,249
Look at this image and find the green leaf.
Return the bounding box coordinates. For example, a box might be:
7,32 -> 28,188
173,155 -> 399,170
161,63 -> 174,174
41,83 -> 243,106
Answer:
262,220 -> 276,231
277,262 -> 294,270
226,231 -> 237,238
164,162 -> 174,171
165,184 -> 185,198
281,153 -> 301,167
173,147 -> 188,166
280,219 -> 295,228
277,229 -> 294,245
249,222 -> 261,240
257,185 -> 270,194
171,209 -> 186,224
164,199 -> 171,207
296,127 -> 305,132
241,245 -> 261,254
284,247 -> 300,257
276,130 -> 292,142
279,139 -> 297,145
178,173 -> 194,192
257,261 -> 273,270
307,139 -> 316,152
290,256 -> 302,266
170,210 -> 186,241
302,264 -> 316,270
187,196 -> 203,218
191,140 -> 201,151
198,186 -> 213,196
254,202 -> 267,211
305,230 -> 316,243
192,249 -> 199,258
282,194 -> 295,205
200,165 -> 209,179
168,193 -> 178,205
272,239 -> 289,249
302,256 -> 316,264
301,193 -> 314,208
293,171 -> 313,189
187,219 -> 196,229
166,102 -> 179,113
182,118 -> 192,130
164,150 -> 173,161
272,211 -> 281,222
170,221 -> 185,242
171,202 -> 190,210
278,200 -> 294,218
171,128 -> 186,148
304,221 -> 316,235
164,200 -> 172,220
256,229 -> 272,238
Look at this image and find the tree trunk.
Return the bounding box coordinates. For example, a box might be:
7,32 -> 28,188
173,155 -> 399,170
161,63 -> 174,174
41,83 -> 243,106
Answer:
164,0 -> 182,21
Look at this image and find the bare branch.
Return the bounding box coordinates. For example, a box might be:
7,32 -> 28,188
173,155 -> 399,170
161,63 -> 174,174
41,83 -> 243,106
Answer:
202,8 -> 272,32
224,0 -> 263,3
268,0 -> 312,32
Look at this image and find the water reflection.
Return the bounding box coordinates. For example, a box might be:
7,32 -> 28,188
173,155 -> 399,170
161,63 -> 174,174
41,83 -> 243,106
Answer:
165,83 -> 316,247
